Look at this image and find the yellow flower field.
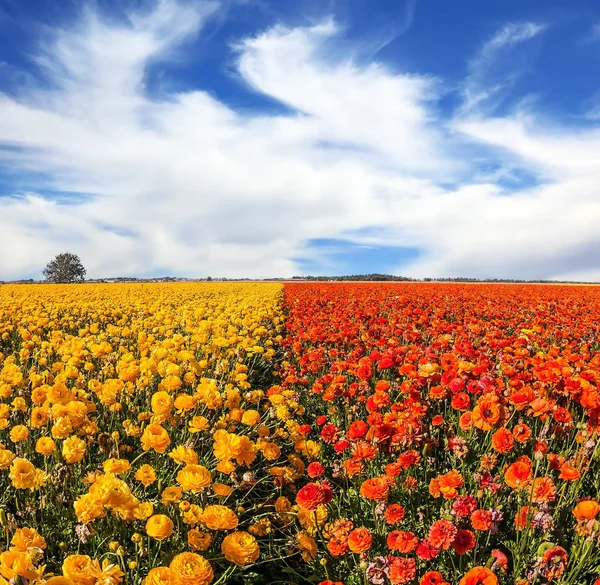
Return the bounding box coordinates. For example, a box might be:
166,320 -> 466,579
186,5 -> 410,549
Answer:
0,283 -> 305,585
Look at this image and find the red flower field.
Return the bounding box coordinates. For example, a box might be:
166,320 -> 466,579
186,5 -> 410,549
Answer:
280,283 -> 600,585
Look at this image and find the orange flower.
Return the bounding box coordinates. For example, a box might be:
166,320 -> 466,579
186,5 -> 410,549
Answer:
471,509 -> 492,531
428,520 -> 457,550
559,461 -> 580,481
459,566 -> 498,585
573,500 -> 600,520
437,470 -> 463,500
472,394 -> 502,431
360,477 -> 390,501
504,457 -> 532,489
387,531 -> 418,553
388,556 -> 416,584
347,527 -> 372,554
385,504 -> 405,525
514,506 -> 533,531
491,428 -> 514,454
512,424 -> 531,443
530,476 -> 556,503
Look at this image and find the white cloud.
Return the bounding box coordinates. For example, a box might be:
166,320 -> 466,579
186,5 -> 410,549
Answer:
0,3 -> 600,281
461,22 -> 546,114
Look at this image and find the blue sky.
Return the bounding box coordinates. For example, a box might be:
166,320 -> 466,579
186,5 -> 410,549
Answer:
0,0 -> 599,279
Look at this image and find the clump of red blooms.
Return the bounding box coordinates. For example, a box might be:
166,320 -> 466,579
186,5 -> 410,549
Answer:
281,283 -> 600,585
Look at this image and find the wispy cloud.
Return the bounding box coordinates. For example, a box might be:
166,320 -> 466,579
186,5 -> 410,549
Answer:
460,21 -> 547,115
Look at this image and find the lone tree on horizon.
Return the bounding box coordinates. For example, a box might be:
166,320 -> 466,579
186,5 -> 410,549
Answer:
43,252 -> 86,283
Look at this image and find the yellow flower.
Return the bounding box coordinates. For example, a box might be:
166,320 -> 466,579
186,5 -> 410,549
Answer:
30,407 -> 49,428
63,436 -> 87,464
135,464 -> 157,486
177,464 -> 212,493
296,531 -> 317,561
11,527 -> 46,552
103,458 -> 131,474
0,550 -> 38,581
187,529 -> 211,551
35,437 -> 56,456
0,448 -> 15,470
201,505 -> 239,531
169,552 -> 213,585
134,502 -> 154,520
146,515 -> 174,540
212,430 -> 241,461
221,531 -> 260,566
161,486 -> 183,506
260,442 -> 281,461
142,567 -> 172,585
182,504 -> 204,526
9,425 -> 29,443
140,424 -> 171,453
188,416 -> 209,434
169,446 -> 198,466
212,483 -> 233,497
241,410 -> 261,426
62,554 -> 97,585
151,391 -> 173,416
9,458 -> 45,490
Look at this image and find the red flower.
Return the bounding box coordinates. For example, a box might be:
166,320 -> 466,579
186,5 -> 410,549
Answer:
388,557 -> 416,585
296,481 -> 333,510
307,462 -> 325,478
428,520 -> 457,550
416,539 -> 440,560
452,529 -> 475,555
384,504 -> 405,525
420,572 -> 449,585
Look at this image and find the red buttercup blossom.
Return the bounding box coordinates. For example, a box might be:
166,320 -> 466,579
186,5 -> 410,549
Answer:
387,531 -> 418,553
428,520 -> 457,550
459,566 -> 498,585
296,481 -> 333,510
347,527 -> 372,554
333,439 -> 350,453
452,495 -> 478,518
320,424 -> 339,444
346,420 -> 368,440
397,450 -> 421,469
420,571 -> 449,585
415,539 -> 440,560
539,546 -> 568,580
316,416 -> 328,426
388,556 -> 416,585
307,462 -> 325,478
452,529 -> 475,555
432,415 -> 444,426
385,504 -> 405,525
451,392 -> 470,410
491,549 -> 508,572
298,424 -> 312,435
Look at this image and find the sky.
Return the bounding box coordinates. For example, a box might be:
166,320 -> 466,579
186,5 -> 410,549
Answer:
0,0 -> 600,280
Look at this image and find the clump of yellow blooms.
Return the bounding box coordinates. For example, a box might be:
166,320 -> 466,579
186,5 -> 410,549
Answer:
0,282 -> 309,584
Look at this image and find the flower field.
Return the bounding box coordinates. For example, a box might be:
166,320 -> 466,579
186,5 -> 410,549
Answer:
1,282 -> 600,585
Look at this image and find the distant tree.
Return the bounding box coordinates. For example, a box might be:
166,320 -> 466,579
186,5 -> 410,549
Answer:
43,253 -> 86,283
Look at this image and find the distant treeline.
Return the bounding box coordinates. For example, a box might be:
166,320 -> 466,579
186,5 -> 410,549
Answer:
292,274 -> 598,284
2,274 -> 598,284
